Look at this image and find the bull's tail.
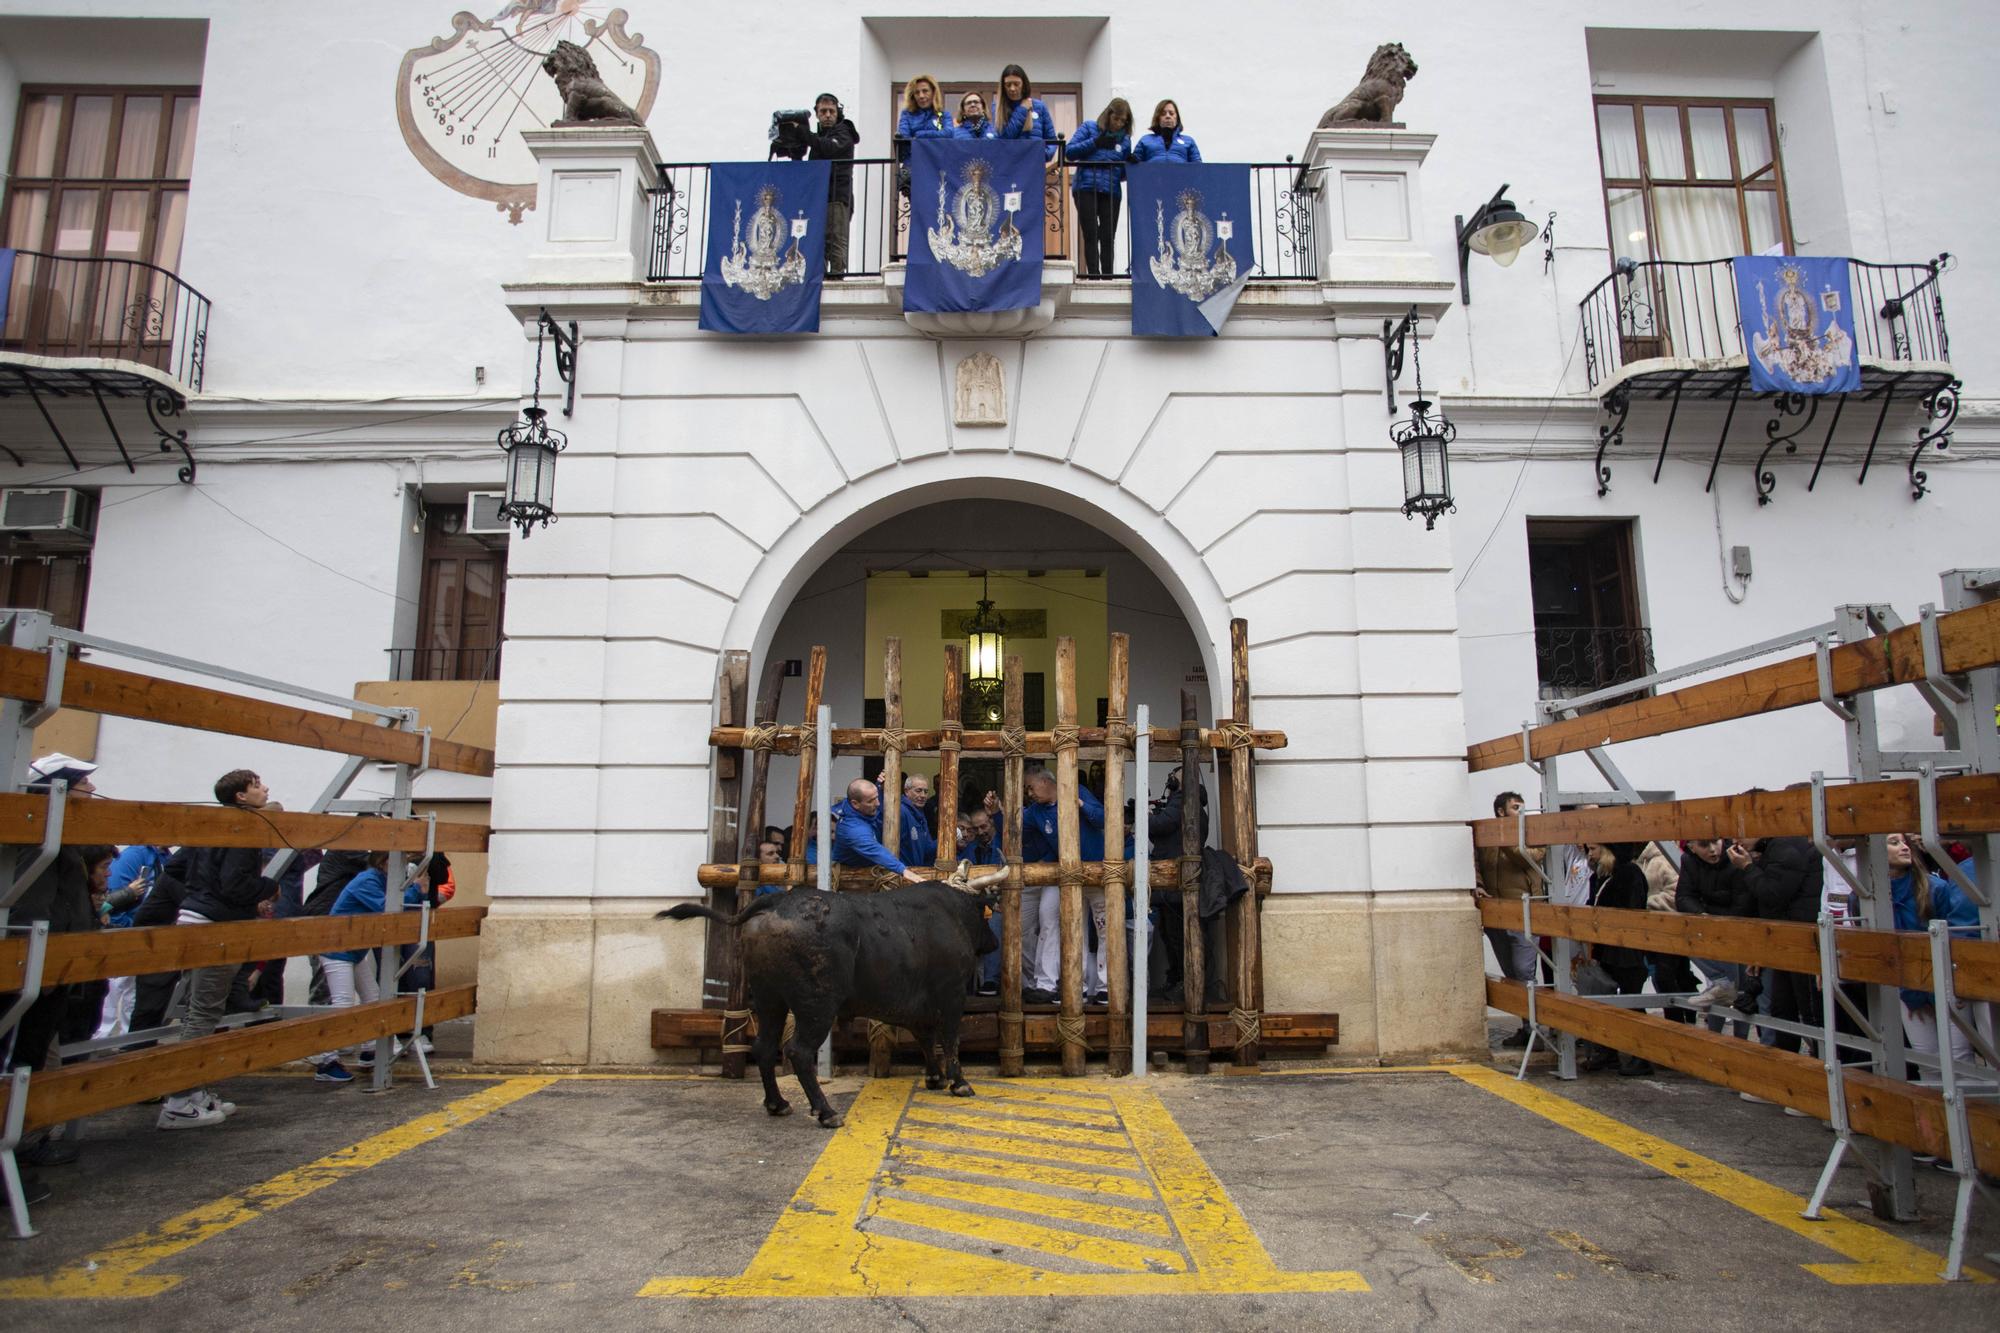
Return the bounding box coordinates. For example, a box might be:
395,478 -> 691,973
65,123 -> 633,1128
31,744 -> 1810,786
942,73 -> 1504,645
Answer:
656,895 -> 779,928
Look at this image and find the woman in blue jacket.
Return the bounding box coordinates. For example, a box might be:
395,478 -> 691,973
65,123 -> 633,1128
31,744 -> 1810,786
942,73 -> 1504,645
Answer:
1887,832 -> 1981,1079
306,852 -> 424,1083
954,90 -> 996,140
1132,99 -> 1201,163
996,64 -> 1060,161
895,74 -> 953,190
1065,96 -> 1133,276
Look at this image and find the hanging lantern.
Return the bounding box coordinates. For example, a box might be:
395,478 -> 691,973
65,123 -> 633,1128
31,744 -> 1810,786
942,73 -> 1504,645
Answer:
966,572 -> 1006,685
1388,307 -> 1456,529
496,311 -> 572,538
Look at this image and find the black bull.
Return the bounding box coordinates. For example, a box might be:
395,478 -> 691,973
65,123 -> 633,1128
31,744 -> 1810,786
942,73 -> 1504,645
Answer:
660,872 -> 1006,1127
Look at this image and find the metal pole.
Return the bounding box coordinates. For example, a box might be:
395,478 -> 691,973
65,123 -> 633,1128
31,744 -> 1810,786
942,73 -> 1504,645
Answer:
1132,704 -> 1150,1076
816,704 -> 832,1082
371,708 -> 420,1093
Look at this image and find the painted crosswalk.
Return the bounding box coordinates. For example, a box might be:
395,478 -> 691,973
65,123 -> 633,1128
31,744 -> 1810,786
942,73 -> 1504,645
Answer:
640,1077 -> 1369,1298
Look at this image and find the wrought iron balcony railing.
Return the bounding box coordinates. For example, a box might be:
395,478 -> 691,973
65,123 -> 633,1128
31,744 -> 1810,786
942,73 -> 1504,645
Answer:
385,644 -> 502,683
647,152 -> 1319,284
1578,255 -> 1949,393
1,250 -> 209,391
1534,626 -> 1656,699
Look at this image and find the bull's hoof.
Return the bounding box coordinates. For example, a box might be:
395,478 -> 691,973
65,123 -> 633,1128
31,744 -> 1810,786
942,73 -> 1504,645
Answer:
765,1100 -> 792,1117
924,1075 -> 947,1091
817,1110 -> 845,1129
949,1081 -> 975,1098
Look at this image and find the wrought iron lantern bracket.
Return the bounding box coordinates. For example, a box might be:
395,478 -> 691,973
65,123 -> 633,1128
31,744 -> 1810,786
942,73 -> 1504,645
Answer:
1381,308 -> 1418,416
536,309 -> 579,418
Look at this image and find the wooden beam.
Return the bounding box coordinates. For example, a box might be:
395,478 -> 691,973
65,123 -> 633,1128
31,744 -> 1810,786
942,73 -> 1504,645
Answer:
1469,774 -> 2000,850
724,657 -> 788,1080
1228,617 -> 1262,1069
651,1007 -> 1339,1055
1102,632 -> 1131,1077
704,651 -> 750,1015
786,646 -> 826,885
1466,598 -> 2000,772
0,645 -> 495,776
1054,636 -> 1085,1077
0,907 -> 485,990
999,655 -> 1026,1077
0,795 -> 489,853
2,985 -> 477,1134
872,637 -> 906,1080
935,644 -> 963,873
1476,897 -> 2000,1003
708,723 -> 1289,756
1487,979 -> 1997,1171
1179,688 -> 1208,1075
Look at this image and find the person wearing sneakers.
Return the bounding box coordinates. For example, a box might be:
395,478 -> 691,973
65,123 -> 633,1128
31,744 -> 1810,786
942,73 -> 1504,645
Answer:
157,768 -> 282,1129
308,851 -> 416,1083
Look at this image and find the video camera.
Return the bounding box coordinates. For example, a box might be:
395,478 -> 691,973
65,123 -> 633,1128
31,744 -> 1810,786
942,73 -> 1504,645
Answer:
768,109 -> 812,161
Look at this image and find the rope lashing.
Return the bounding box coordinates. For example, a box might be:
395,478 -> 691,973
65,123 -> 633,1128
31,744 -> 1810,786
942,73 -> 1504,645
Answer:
1000,726 -> 1027,757
1100,857 -> 1128,888
938,720 -> 963,754
780,1013 -> 796,1047
866,1020 -> 894,1046
1056,1013 -> 1089,1053
741,724 -> 779,752
1052,724 -> 1080,753
1220,722 -> 1256,749
879,726 -> 908,754
1231,1007 -> 1262,1048
1104,714 -> 1135,749
721,1008 -> 754,1056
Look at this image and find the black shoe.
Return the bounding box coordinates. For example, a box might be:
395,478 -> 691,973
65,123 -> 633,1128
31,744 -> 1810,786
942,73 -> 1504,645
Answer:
1617,1060 -> 1655,1077
976,981 -> 998,996
1021,987 -> 1059,1005
18,1138 -> 79,1167
1499,1027 -> 1531,1049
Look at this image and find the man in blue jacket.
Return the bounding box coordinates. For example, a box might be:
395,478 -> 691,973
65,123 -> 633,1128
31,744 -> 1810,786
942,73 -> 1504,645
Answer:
822,779 -> 924,882
1020,767 -> 1105,1003
899,772 -> 938,870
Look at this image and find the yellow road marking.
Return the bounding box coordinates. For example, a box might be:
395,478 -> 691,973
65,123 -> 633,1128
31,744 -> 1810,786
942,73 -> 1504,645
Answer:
889,1144 -> 1159,1200
910,1090 -> 1121,1128
884,1173 -> 1172,1237
866,1195 -> 1188,1273
955,1081 -> 1118,1111
641,1077 -> 1368,1298
901,1104 -> 1133,1150
895,1122 -> 1139,1170
1452,1067 -> 1987,1286
0,1077 -> 556,1301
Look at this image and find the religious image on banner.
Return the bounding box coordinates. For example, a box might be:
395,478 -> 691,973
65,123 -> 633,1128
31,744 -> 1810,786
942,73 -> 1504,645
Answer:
1734,255 -> 1859,395
1127,163 -> 1256,336
905,138 -> 1044,314
699,160 -> 830,335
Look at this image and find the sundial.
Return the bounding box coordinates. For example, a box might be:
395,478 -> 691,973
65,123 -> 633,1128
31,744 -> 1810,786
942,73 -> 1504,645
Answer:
396,3 -> 660,223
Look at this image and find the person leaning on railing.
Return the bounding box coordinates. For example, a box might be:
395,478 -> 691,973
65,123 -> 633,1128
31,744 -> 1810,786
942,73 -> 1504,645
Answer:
1473,791 -> 1539,1048
1579,842 -> 1655,1077
1679,837 -> 1755,1038
996,64 -> 1061,162
1888,831 -> 1982,1086
1726,812 -> 1825,1060
1130,98 -> 1201,164
1065,97 -> 1133,278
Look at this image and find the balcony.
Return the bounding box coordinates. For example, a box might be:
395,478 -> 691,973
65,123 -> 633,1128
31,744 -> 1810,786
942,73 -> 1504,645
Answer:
646,154 -> 1322,285
1576,255 -> 1959,502
1534,626 -> 1657,702
384,644 -> 503,684
0,250 -> 210,479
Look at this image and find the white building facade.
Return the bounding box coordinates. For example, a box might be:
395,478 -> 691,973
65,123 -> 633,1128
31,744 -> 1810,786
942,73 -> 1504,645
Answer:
0,1 -> 1992,1064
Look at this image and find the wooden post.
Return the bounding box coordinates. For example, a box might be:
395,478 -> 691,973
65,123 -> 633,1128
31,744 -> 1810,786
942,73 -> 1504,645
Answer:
999,654 -> 1026,1077
870,637 -> 906,1078
935,644 -> 963,872
787,646 -> 827,886
1055,636 -> 1086,1076
1103,632 -> 1131,1076
724,656 -> 787,1079
1229,618 -> 1262,1068
704,651 -> 749,1014
1180,687 -> 1208,1075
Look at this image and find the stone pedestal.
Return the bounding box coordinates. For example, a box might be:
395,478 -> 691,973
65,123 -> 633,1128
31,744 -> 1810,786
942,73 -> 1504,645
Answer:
520,125 -> 662,285
1301,126 -> 1454,301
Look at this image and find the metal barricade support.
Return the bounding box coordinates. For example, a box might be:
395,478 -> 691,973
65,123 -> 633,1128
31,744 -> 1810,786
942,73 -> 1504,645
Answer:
0,921 -> 48,1238
1131,704 -> 1150,1077
1928,919 -> 1998,1281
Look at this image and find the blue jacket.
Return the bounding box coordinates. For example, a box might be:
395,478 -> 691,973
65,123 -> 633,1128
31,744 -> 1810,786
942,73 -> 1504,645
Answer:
899,796 -> 937,870
1890,867 -> 1982,1007
896,107 -> 954,162
999,98 -> 1061,160
1021,787 -> 1106,863
965,835 -> 1007,868
1132,128 -> 1201,163
325,868 -> 426,964
1065,120 -> 1130,194
827,798 -> 906,872
106,844 -> 166,928
953,116 -> 997,141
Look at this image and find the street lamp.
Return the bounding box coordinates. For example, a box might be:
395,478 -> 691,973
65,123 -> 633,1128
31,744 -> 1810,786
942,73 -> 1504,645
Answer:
495,311 -> 572,538
1388,307 -> 1455,529
1456,183 -> 1539,303
966,572 -> 1006,723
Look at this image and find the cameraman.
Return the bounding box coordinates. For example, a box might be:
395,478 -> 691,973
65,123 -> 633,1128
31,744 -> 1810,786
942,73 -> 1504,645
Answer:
804,93 -> 858,278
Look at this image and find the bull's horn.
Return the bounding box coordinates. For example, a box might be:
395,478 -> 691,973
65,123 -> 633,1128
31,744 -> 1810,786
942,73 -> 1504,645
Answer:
966,866 -> 1010,891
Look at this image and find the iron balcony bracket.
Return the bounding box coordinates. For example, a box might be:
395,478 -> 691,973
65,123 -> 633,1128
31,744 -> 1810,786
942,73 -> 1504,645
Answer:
1595,383 -> 1629,496
1909,378 -> 1962,501
145,389 -> 196,484
1755,392 -> 1815,507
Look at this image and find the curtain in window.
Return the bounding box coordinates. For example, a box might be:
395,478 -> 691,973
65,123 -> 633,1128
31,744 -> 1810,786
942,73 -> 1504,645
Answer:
1649,111 -> 1742,358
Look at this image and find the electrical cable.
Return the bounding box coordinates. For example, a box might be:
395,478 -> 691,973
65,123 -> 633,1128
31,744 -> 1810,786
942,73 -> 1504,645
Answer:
1455,324 -> 1584,593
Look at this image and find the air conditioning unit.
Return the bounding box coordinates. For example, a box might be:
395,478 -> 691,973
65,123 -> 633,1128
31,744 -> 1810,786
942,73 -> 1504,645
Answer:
465,491 -> 510,536
0,488 -> 96,545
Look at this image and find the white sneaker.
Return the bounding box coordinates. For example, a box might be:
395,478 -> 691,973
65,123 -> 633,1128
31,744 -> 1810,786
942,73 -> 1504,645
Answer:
1740,1091 -> 1777,1105
414,1036 -> 434,1055
1688,981 -> 1737,1010
198,1089 -> 237,1117
157,1095 -> 226,1130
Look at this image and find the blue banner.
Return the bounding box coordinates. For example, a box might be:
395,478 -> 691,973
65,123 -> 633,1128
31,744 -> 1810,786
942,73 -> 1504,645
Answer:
0,249 -> 13,336
904,138 -> 1044,313
699,161 -> 829,335
1735,255 -> 1859,395
1128,164 -> 1256,337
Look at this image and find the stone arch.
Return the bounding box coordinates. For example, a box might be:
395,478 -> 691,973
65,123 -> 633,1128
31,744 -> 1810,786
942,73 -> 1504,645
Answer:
723,452 -> 1235,713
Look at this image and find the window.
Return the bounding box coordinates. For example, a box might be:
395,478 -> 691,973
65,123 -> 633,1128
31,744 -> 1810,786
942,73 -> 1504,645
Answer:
1594,97 -> 1791,267
409,504 -> 506,682
1526,519 -> 1652,700
0,549 -> 90,631
3,85 -> 200,354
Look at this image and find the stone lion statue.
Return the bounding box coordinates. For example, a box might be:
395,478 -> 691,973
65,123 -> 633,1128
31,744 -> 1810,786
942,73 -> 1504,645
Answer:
1319,42 -> 1418,127
542,39 -> 643,126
